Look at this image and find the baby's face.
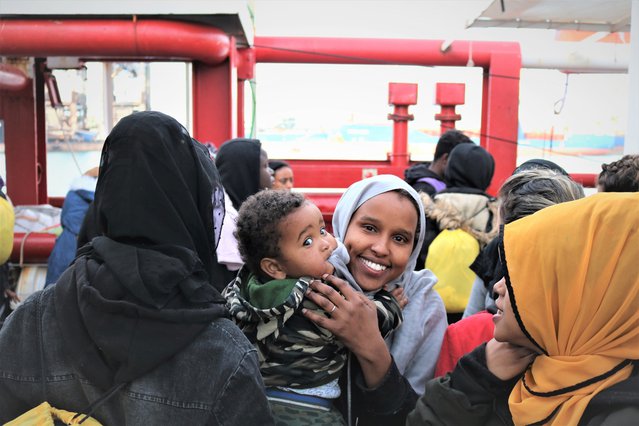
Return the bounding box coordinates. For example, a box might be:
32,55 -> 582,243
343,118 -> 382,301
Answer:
275,202 -> 337,279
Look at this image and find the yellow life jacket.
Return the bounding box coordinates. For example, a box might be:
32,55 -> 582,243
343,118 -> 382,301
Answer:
426,229 -> 480,313
0,196 -> 14,264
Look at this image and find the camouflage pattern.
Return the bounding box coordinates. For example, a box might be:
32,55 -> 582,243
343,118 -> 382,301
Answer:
223,267 -> 403,389
268,398 -> 346,426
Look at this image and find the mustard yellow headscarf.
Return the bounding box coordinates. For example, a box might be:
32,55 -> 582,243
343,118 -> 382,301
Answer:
500,192 -> 639,425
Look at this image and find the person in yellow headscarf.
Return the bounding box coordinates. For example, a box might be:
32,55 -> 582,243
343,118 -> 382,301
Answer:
407,192 -> 639,426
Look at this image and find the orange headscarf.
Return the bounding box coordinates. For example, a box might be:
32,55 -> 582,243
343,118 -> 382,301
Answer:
501,192 -> 639,425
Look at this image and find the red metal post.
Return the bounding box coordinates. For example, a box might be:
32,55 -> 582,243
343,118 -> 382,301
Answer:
237,48 -> 256,138
434,83 -> 465,135
482,51 -> 521,195
0,60 -> 47,205
388,83 -> 417,168
192,37 -> 237,147
34,59 -> 48,204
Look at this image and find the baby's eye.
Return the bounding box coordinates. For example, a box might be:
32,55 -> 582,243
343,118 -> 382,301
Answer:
320,227 -> 327,236
303,237 -> 313,246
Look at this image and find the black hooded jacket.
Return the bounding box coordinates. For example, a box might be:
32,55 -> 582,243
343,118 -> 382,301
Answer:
0,112 -> 273,424
418,144 -> 497,271
62,111 -> 230,387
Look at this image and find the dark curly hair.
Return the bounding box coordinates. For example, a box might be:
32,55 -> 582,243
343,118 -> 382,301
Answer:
235,190 -> 307,276
598,155 -> 639,193
433,129 -> 473,161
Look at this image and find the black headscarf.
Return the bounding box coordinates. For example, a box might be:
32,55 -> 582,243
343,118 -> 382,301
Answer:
55,111 -> 228,394
215,138 -> 262,210
513,158 -> 569,176
444,143 -> 495,192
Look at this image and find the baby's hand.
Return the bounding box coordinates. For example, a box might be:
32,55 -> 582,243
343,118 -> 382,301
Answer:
389,286 -> 408,309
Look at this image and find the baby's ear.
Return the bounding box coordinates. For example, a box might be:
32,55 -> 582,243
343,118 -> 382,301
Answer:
260,258 -> 286,280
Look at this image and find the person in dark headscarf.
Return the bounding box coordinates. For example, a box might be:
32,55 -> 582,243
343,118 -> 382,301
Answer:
214,138 -> 274,286
0,111 -> 273,425
419,143 -> 499,323
513,158 -> 569,176
215,138 -> 273,211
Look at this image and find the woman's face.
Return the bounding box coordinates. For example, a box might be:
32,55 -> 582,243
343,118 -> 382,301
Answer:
493,278 -> 538,351
259,149 -> 274,189
272,166 -> 294,191
343,191 -> 418,292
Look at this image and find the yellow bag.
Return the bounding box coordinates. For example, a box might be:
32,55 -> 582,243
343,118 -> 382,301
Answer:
0,196 -> 15,265
426,229 -> 480,314
5,401 -> 103,425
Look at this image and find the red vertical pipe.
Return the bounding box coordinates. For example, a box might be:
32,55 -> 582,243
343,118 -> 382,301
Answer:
388,83 -> 417,168
237,48 -> 256,138
192,38 -> 237,146
35,59 -> 48,204
483,52 -> 520,195
391,104 -> 410,168
237,80 -> 245,138
1,67 -> 40,205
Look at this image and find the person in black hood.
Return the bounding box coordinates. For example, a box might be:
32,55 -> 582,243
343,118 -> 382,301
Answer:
418,143 -> 499,323
0,111 -> 274,425
215,138 -> 273,211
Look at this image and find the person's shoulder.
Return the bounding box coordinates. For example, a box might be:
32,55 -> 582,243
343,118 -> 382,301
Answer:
204,317 -> 257,351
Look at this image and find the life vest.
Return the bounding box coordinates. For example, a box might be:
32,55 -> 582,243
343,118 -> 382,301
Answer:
0,196 -> 14,264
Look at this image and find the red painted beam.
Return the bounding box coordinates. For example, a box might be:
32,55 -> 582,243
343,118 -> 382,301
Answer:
0,19 -> 230,64
255,37 -> 517,68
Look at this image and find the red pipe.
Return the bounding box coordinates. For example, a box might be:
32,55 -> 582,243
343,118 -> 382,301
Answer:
0,63 -> 29,91
11,233 -> 57,264
255,37 -> 518,67
0,19 -> 230,64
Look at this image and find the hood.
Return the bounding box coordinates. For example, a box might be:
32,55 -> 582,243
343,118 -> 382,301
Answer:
444,143 -> 494,191
215,138 -> 262,210
55,237 -> 226,390
403,162 -> 435,184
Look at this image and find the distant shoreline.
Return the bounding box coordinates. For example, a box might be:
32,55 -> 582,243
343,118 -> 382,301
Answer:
0,142 -> 103,153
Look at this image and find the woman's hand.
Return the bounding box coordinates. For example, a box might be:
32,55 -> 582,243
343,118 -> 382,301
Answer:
485,339 -> 536,380
303,274 -> 392,388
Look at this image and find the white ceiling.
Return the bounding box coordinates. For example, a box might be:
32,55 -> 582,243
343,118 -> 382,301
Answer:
468,0 -> 632,32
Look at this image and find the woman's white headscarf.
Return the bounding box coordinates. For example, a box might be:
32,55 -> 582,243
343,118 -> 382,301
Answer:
330,174 -> 432,293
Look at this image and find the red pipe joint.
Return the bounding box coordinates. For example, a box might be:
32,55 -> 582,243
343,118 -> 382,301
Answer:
435,83 -> 465,134
0,19 -> 230,64
0,63 -> 29,91
388,83 -> 417,168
